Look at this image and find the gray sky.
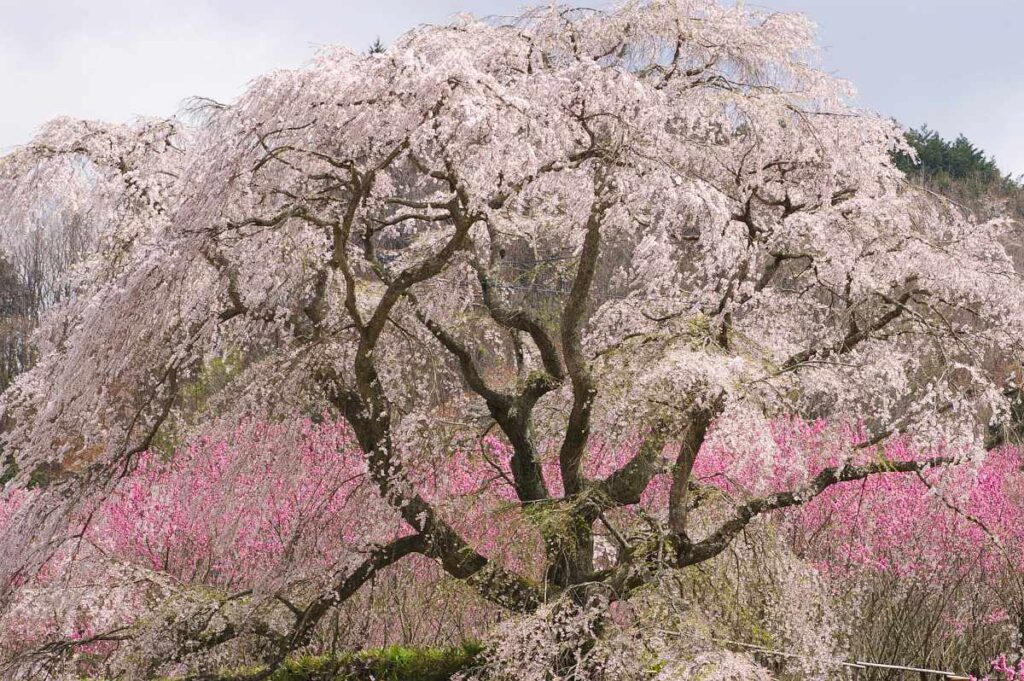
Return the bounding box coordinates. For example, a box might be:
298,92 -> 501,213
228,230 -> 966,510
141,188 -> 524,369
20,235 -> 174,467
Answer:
1,0 -> 1021,175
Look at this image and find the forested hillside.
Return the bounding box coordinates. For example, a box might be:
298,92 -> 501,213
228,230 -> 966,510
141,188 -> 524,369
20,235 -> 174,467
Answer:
896,125 -> 1023,219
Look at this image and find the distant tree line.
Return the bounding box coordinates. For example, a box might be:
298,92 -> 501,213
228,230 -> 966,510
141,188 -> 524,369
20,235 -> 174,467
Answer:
895,125 -> 1023,219
0,216 -> 92,393
0,256 -> 32,393
894,127 -> 1024,447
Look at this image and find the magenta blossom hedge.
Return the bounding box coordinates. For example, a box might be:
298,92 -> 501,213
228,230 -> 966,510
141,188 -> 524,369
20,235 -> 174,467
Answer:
3,416 -> 1023,672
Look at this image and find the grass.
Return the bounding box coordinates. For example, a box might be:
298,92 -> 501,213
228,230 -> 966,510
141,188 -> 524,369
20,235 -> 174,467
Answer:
220,642 -> 484,681
77,643 -> 483,680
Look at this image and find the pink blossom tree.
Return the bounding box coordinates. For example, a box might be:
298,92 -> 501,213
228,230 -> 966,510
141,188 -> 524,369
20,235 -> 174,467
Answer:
1,0 -> 1023,677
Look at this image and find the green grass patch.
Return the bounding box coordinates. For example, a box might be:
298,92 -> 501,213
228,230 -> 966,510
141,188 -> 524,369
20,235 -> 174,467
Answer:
225,642 -> 484,681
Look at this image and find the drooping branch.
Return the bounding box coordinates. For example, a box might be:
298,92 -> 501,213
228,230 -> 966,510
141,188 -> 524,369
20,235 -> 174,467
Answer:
360,209 -> 474,355
391,189 -> 559,503
273,534 -> 428,666
409,300 -> 511,408
595,453 -> 962,605
781,284 -> 925,372
16,534 -> 428,681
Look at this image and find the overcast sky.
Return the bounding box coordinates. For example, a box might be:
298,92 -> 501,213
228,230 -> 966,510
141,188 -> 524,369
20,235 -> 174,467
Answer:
1,0 -> 1021,175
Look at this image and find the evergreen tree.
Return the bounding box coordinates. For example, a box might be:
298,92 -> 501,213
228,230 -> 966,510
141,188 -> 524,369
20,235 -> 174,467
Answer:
895,125 -> 1019,201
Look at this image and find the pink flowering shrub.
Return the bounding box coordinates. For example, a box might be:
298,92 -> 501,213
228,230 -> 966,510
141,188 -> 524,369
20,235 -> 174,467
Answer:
688,418 -> 1024,672
412,418 -> 1024,672
97,417 -> 402,589
646,416 -> 1024,587
984,654 -> 1024,680
96,417 -> 1024,664
4,415 -> 1024,675
967,655 -> 1024,681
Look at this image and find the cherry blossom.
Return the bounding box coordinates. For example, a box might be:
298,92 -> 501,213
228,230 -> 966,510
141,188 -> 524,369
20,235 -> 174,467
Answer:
1,1 -> 1022,677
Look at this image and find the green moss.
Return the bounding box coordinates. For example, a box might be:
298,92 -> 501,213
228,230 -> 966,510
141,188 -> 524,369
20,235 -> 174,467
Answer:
214,643 -> 483,681
685,313 -> 713,344
354,643 -> 483,681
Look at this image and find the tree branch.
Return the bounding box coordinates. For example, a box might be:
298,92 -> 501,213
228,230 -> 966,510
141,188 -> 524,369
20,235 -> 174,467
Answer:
558,190 -> 612,496
678,454 -> 955,566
